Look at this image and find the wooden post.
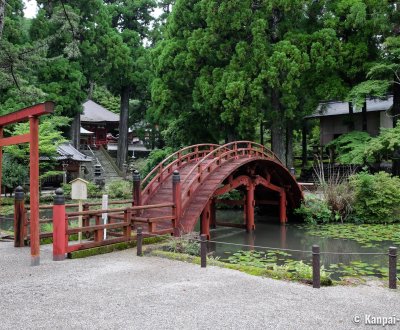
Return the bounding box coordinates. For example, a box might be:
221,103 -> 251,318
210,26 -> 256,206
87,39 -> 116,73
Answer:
132,170 -> 141,207
29,115 -> 40,266
172,170 -> 181,236
279,190 -> 287,224
94,215 -> 102,242
312,245 -> 320,289
53,188 -> 66,261
78,200 -> 83,242
124,208 -> 132,240
389,247 -> 397,289
246,182 -> 255,232
200,234 -> 207,268
200,200 -> 211,240
14,186 -> 25,247
137,227 -> 143,256
83,203 -> 90,238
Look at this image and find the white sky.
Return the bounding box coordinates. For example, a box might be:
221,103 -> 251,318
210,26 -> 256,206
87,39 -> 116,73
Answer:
23,0 -> 38,18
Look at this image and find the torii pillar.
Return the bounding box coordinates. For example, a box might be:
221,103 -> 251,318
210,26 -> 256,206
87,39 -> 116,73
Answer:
0,102 -> 54,266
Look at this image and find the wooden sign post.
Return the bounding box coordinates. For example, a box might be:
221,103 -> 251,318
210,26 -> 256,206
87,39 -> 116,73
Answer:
70,178 -> 88,242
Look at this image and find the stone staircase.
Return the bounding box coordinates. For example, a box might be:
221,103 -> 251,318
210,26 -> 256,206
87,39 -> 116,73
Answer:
81,146 -> 123,184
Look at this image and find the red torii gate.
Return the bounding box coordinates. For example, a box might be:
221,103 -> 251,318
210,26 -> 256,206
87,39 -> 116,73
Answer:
0,102 -> 54,266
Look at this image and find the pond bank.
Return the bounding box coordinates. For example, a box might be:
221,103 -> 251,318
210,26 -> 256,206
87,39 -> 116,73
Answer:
0,241 -> 398,329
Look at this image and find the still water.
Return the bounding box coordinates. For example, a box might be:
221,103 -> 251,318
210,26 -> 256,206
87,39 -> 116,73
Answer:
209,210 -> 391,279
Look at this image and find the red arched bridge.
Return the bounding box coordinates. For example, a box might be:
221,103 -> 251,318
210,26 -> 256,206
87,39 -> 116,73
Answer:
138,141 -> 303,238
14,141 -> 304,262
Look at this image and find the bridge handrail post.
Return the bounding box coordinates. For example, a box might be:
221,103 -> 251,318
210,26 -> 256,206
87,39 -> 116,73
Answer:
132,170 -> 142,208
172,170 -> 182,236
53,188 -> 66,261
14,186 -> 26,247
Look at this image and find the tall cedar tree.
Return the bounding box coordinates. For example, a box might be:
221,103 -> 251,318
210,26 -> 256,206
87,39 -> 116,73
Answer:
103,0 -> 156,169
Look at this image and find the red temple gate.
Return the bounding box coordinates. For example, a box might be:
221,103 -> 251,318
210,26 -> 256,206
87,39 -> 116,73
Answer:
0,102 -> 54,266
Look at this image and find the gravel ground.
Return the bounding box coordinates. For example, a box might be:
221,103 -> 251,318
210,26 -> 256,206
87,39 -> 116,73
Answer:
0,241 -> 399,330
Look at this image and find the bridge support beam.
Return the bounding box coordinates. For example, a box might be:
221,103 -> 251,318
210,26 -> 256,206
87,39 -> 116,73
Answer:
210,198 -> 216,229
201,200 -> 211,240
279,190 -> 287,224
246,182 -> 255,232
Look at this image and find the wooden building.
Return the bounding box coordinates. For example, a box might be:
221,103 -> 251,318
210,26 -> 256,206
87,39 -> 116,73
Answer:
80,100 -> 119,148
308,97 -> 393,145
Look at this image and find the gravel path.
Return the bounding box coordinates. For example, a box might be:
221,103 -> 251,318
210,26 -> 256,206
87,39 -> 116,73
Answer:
0,241 -> 398,330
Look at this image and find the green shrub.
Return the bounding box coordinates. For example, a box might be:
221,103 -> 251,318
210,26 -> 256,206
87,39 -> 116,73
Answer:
350,171 -> 400,223
295,194 -> 333,224
325,131 -> 371,165
61,182 -> 103,199
105,180 -> 132,199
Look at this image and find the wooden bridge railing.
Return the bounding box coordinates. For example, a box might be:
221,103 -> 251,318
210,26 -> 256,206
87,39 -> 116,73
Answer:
52,187 -> 176,260
141,143 -> 220,204
181,141 -> 283,210
14,197 -> 134,246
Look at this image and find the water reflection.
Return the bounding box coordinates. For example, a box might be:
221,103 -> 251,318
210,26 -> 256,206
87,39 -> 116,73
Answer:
211,210 -> 389,279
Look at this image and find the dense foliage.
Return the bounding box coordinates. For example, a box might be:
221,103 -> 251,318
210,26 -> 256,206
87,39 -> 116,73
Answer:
297,171 -> 400,224
350,172 -> 400,224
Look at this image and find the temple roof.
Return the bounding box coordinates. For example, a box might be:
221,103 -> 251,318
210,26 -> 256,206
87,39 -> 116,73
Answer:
81,100 -> 119,123
40,143 -> 92,162
307,96 -> 393,118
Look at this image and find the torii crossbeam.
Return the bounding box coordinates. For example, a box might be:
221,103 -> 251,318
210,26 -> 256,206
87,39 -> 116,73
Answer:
0,102 -> 54,266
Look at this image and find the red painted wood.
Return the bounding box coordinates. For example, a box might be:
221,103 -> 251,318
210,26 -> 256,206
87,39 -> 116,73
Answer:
29,116 -> 40,266
53,204 -> 66,261
0,102 -> 54,126
246,181 -> 255,232
172,174 -> 182,236
141,141 -> 303,235
0,133 -> 30,147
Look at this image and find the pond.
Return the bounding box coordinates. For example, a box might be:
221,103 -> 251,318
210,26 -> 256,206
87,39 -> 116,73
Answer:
209,210 -> 398,280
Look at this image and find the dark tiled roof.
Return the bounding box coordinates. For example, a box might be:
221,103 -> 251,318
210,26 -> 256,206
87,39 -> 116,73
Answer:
307,96 -> 393,118
40,143 -> 92,162
81,100 -> 119,123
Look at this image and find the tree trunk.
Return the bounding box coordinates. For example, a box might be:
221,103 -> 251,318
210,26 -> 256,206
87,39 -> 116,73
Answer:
70,114 -> 81,149
88,81 -> 95,100
260,121 -> 264,145
271,90 -> 287,165
117,85 -> 130,170
301,121 -> 307,167
0,0 -> 6,39
392,76 -> 400,176
286,120 -> 293,169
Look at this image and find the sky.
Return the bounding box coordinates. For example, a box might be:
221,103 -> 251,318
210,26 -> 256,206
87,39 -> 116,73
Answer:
23,0 -> 38,18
